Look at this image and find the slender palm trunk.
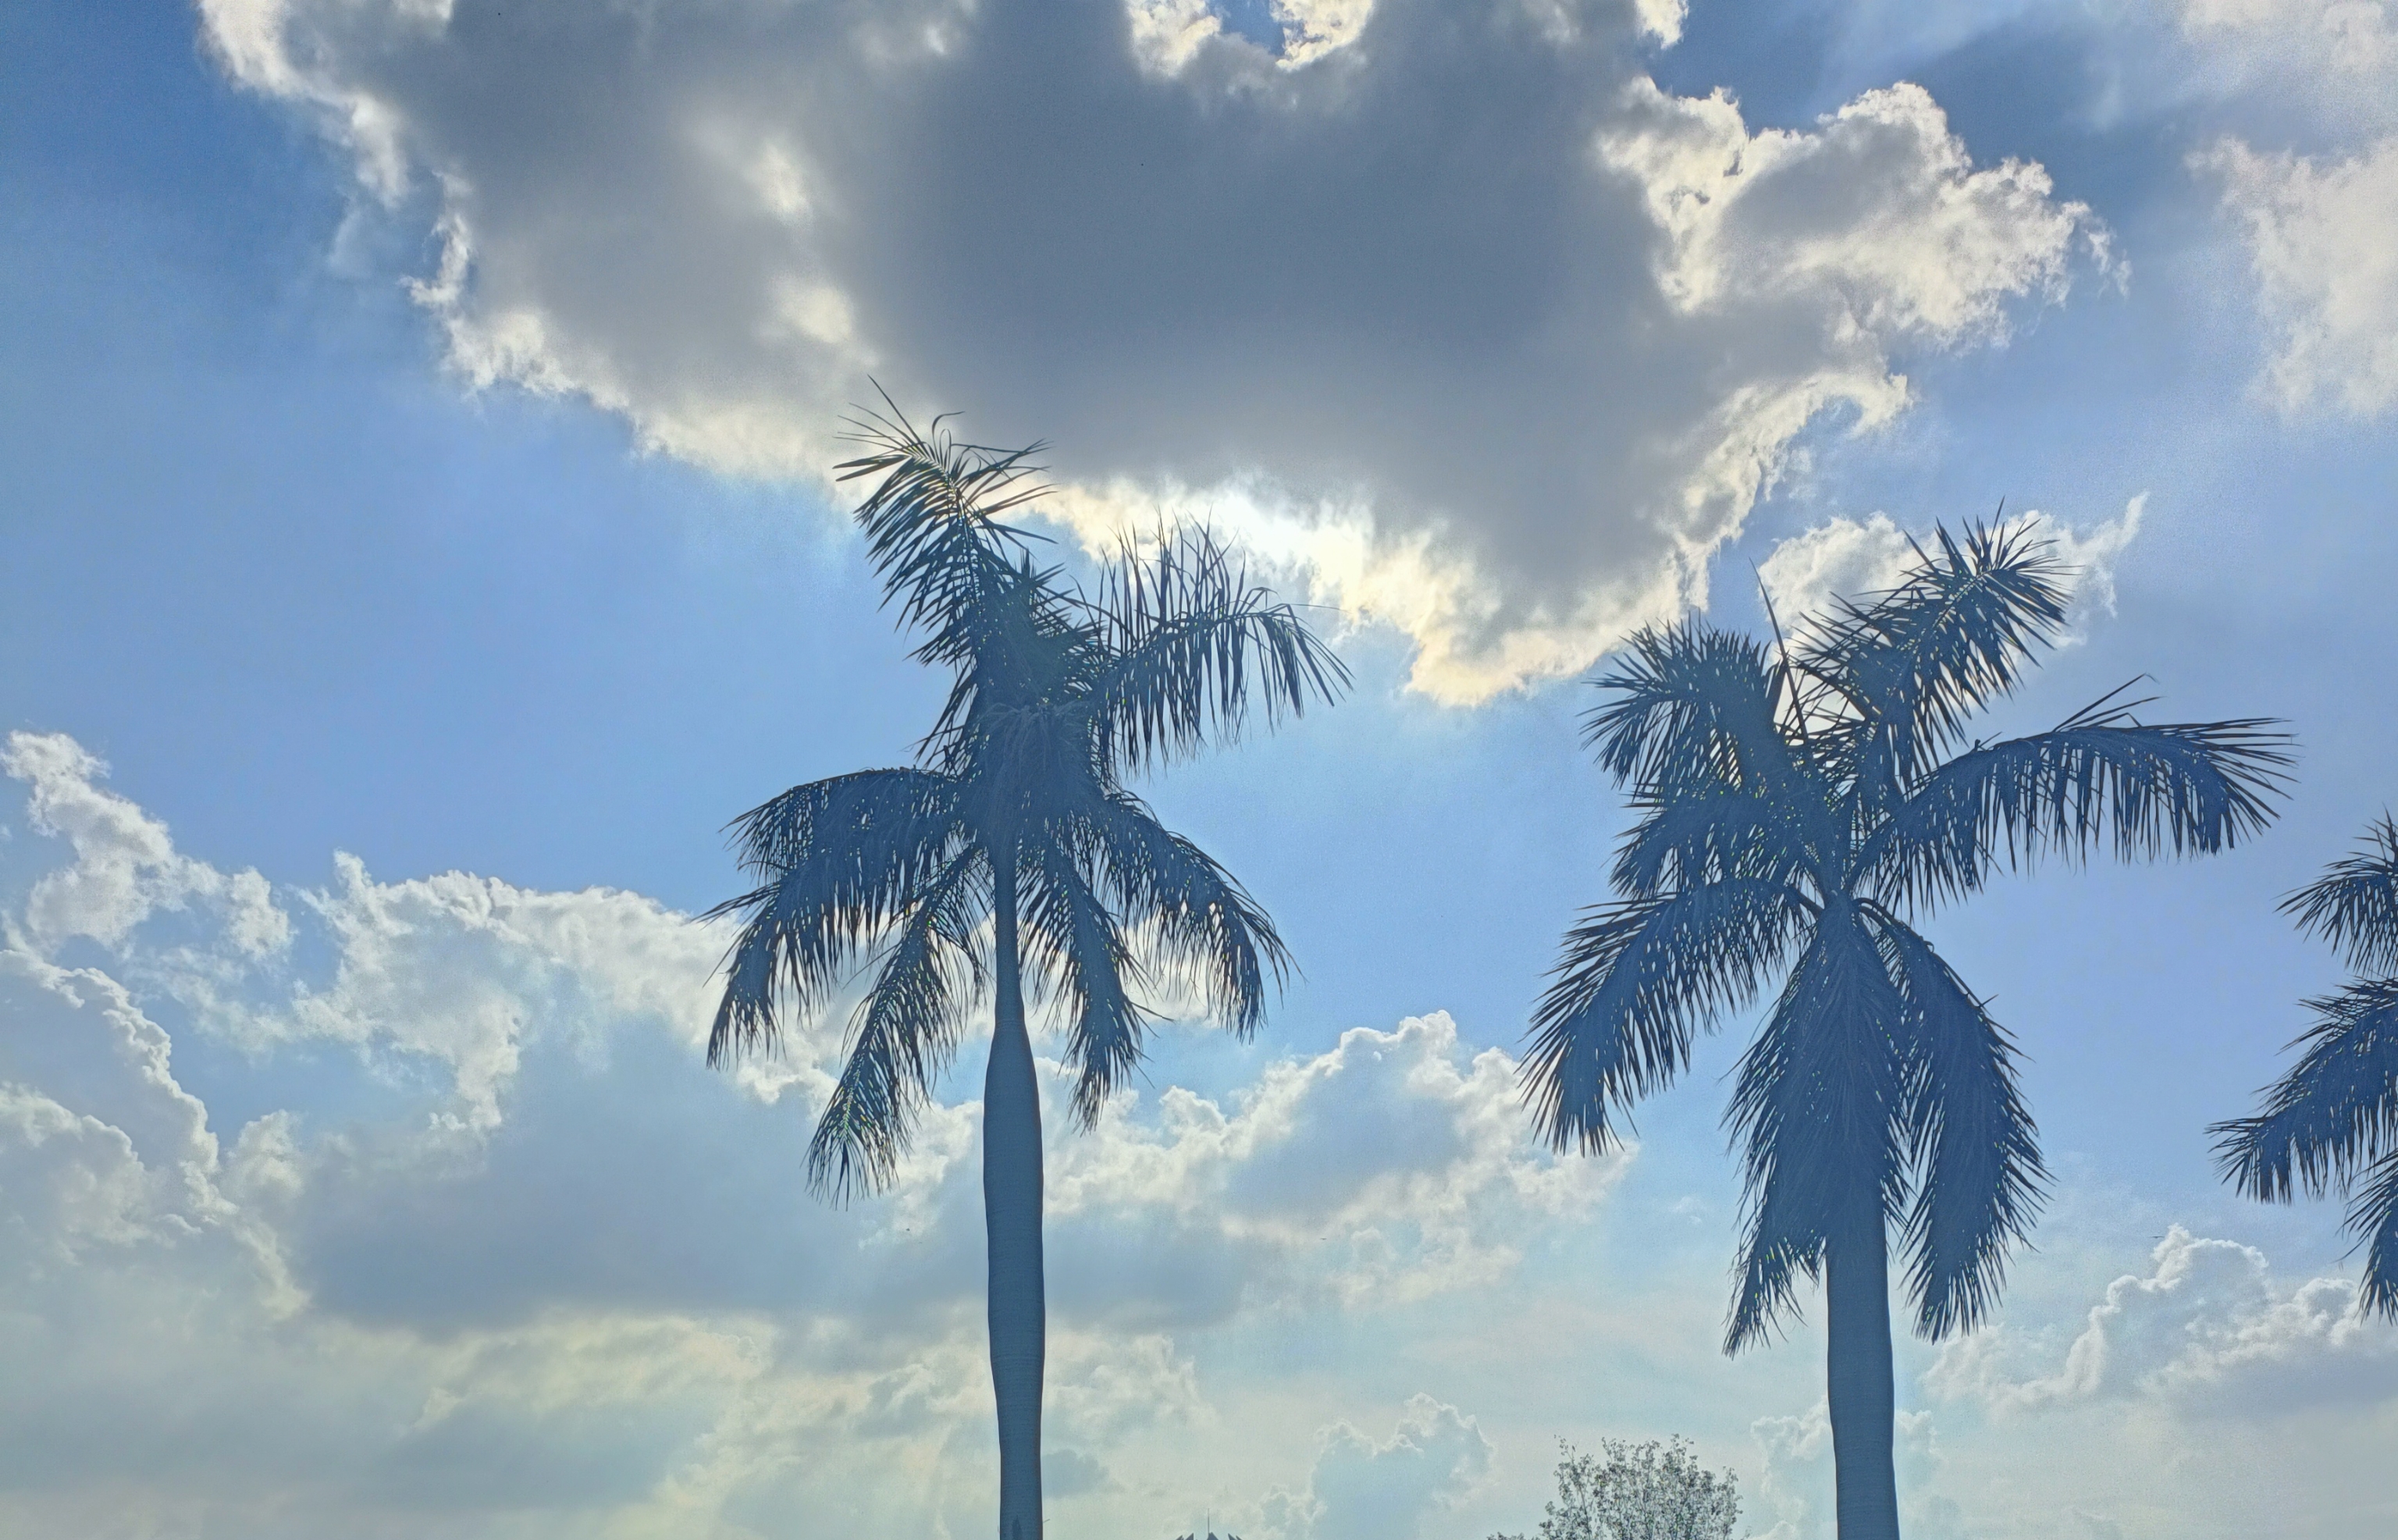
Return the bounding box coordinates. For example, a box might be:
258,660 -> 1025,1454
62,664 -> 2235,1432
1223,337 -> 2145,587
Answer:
1824,1185 -> 1901,1540
984,844 -> 1044,1540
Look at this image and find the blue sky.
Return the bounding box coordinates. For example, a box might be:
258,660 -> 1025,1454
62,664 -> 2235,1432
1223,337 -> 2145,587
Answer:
4,1 -> 2396,1536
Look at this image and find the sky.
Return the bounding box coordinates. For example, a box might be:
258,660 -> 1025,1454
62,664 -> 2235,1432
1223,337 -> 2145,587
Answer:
2,0 -> 2396,1536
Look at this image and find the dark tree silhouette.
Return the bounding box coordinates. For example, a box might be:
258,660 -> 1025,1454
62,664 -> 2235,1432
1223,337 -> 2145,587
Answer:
705,410 -> 1346,1540
2213,815 -> 2398,1318
1519,524 -> 2289,1539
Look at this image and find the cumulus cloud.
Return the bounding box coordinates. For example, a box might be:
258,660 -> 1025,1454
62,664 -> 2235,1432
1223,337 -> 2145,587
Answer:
1756,497 -> 2145,638
2,731 -> 289,958
2166,0 -> 2398,417
196,0 -> 2096,700
1051,1012 -> 1624,1325
0,733 -> 1614,1535
1258,1394 -> 1495,1540
1925,1225 -> 2398,1417
2200,137 -> 2398,416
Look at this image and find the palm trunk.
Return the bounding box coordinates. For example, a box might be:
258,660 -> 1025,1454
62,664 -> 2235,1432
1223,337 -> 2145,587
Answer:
1824,1185 -> 1901,1540
984,844 -> 1044,1540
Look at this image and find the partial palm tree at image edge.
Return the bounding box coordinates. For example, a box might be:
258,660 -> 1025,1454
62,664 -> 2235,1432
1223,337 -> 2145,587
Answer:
1519,521 -> 2290,1540
2213,814 -> 2398,1319
703,405 -> 1347,1540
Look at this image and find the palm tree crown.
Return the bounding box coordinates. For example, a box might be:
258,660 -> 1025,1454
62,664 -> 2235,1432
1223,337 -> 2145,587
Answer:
1520,521 -> 2287,1538
709,414 -> 1343,1183
2213,815 -> 2398,1318
703,407 -> 1344,1540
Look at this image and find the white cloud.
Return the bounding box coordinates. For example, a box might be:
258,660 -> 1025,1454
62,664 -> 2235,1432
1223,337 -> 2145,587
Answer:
2177,0 -> 2398,91
194,0 -> 2097,702
1051,1011 -> 1626,1322
0,734 -> 1621,1535
2165,0 -> 2398,417
1274,0 -> 1379,66
1602,80 -> 2096,343
1125,0 -> 1227,76
2200,137 -> 2398,416
2,731 -> 290,958
1756,496 -> 2145,639
11,738 -> 2398,1536
266,852 -> 735,1133
1926,1225 -> 2398,1416
1260,1394 -> 1495,1540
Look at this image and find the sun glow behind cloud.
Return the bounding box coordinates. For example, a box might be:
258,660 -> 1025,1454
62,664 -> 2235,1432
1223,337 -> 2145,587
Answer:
194,0 -> 2103,702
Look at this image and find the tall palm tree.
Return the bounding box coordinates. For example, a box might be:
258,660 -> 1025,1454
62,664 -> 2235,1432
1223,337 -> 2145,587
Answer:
705,411 -> 1346,1540
2212,816 -> 2398,1318
1519,523 -> 2289,1540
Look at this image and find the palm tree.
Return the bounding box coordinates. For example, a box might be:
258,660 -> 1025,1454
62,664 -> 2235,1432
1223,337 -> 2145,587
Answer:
705,411 -> 1346,1540
1519,523 -> 2289,1539
2212,816 -> 2398,1318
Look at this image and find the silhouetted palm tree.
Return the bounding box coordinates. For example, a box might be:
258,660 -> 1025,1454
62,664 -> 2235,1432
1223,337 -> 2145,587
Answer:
1520,524 -> 2288,1540
2213,816 -> 2398,1318
704,410 -> 1344,1540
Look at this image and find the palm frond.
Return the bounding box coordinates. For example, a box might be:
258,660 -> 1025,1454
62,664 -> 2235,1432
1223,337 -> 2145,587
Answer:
1866,710 -> 2292,910
1872,908 -> 2047,1339
1806,521 -> 2071,799
1020,838 -> 1151,1129
1076,790 -> 1288,1037
805,845 -> 990,1203
706,770 -> 968,1065
2281,815 -> 2398,976
2350,1149 -> 2398,1320
1611,790 -> 1811,899
2211,977 -> 2398,1205
1583,625 -> 1795,801
1523,879 -> 1813,1155
917,557 -> 1098,768
838,400 -> 1051,642
1085,528 -> 1348,777
1724,907 -> 1906,1350
1725,1166 -> 1828,1354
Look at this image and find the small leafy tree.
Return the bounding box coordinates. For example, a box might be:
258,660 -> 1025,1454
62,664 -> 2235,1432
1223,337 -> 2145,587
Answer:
1490,1437 -> 1741,1540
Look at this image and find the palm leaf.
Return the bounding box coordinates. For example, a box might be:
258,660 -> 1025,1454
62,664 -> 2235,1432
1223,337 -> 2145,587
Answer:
1085,528 -> 1348,777
806,845 -> 991,1202
1523,878 -> 1812,1156
2351,1149 -> 2398,1319
1804,521 -> 2070,801
707,770 -> 968,1065
1020,838 -> 1151,1129
2211,977 -> 2398,1205
1612,789 -> 1813,899
1725,907 -> 1905,1351
1871,907 -> 2046,1339
1866,710 -> 2291,911
838,398 -> 1051,641
1583,625 -> 1795,801
2280,815 -> 2398,976
1076,789 -> 1288,1037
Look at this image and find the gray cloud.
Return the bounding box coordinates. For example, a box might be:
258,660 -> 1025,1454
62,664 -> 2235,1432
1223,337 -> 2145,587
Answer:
0,734 -> 1615,1535
1259,1394 -> 1495,1540
200,0 -> 2097,697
